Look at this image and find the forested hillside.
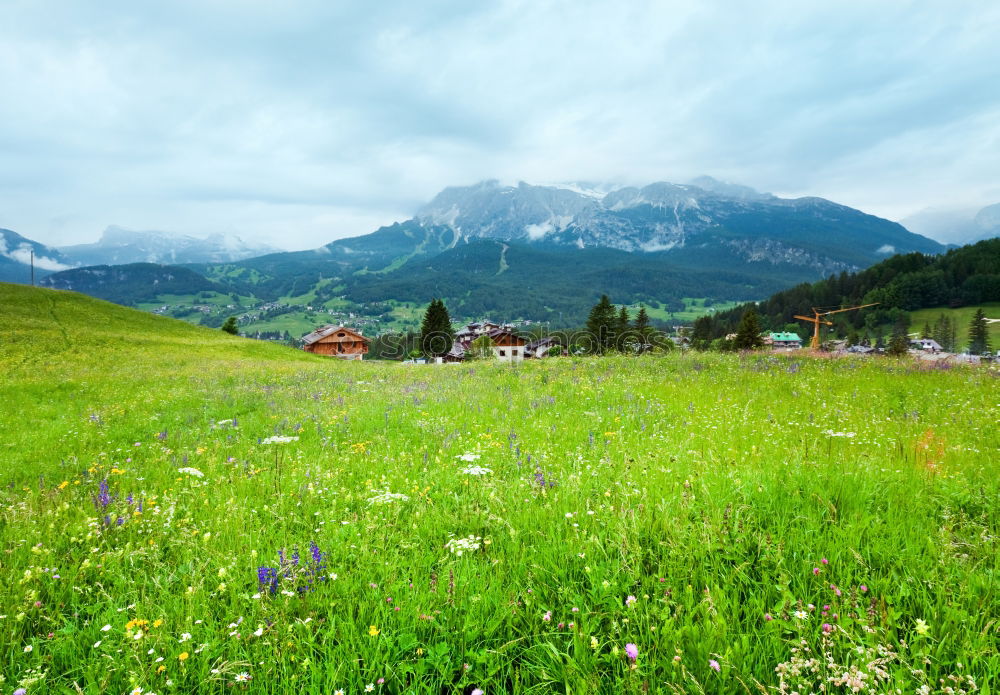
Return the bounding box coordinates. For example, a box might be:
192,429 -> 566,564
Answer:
709,238 -> 1000,335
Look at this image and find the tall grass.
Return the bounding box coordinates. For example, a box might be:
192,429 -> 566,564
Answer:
1,284 -> 997,694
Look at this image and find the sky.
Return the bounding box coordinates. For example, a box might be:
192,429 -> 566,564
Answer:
2,0 -> 999,251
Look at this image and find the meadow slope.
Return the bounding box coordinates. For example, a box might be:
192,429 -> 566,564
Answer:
0,283 -> 997,694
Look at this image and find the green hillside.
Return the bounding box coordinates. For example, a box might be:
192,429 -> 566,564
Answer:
907,302 -> 1000,345
1,282 -> 314,369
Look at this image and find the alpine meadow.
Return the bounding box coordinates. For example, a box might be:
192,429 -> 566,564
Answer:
1,283 -> 997,694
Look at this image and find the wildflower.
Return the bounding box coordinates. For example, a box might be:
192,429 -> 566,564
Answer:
822,623 -> 833,634
262,435 -> 298,444
860,584 -> 868,593
457,453 -> 480,461
915,618 -> 930,636
794,610 -> 808,620
368,625 -> 380,636
234,672 -> 252,682
93,640 -> 102,648
542,611 -> 552,622
813,567 -> 821,575
179,633 -> 191,642
624,643 -> 639,661
101,624 -> 112,631
625,595 -> 637,607
366,685 -> 375,692
821,557 -> 828,565
472,690 -> 485,695
24,644 -> 33,652
334,691 -> 345,695
253,627 -> 264,637
130,689 -> 144,695
179,652 -> 189,661
459,465 -> 492,475
590,636 -> 599,650
764,613 -> 773,621
709,659 -> 720,672
177,467 -> 204,477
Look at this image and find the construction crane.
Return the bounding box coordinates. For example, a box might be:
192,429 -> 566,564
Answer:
794,303 -> 879,349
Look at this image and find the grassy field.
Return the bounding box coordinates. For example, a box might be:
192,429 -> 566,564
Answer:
907,302 -> 1000,350
643,298 -> 749,324
1,283 -> 997,695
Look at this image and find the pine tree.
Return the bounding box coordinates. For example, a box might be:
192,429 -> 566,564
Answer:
221,316 -> 239,335
733,307 -> 764,350
633,305 -> 651,341
968,308 -> 991,355
690,315 -> 715,351
614,306 -> 631,351
887,318 -> 910,356
920,322 -> 932,339
932,314 -> 956,352
585,295 -> 616,353
419,299 -> 455,357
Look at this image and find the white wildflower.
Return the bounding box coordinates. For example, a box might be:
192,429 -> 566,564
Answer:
460,465 -> 492,476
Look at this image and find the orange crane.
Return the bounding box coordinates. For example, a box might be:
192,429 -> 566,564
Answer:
794,303 -> 879,349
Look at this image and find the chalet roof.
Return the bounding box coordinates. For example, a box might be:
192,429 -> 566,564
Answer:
487,328 -> 527,344
526,337 -> 557,350
769,332 -> 802,342
301,325 -> 370,346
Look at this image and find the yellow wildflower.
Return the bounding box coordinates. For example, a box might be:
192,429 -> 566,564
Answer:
368,625 -> 380,636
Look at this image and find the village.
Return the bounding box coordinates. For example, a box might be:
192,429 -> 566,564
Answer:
298,318 -> 997,364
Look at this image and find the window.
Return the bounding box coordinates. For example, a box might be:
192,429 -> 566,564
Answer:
499,350 -> 506,356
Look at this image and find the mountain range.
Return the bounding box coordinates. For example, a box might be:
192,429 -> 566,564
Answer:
58,226 -> 282,266
18,176 -> 992,326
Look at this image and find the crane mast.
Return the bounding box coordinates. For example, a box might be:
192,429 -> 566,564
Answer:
793,303 -> 879,350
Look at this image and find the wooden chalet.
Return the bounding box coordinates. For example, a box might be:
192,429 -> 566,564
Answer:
301,325 -> 370,360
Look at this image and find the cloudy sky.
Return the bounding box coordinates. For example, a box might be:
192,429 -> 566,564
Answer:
3,0 -> 999,250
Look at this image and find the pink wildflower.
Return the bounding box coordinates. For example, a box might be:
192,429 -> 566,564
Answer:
624,643 -> 639,661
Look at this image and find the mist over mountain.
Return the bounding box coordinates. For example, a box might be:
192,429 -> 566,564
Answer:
0,228 -> 75,283
899,202 -> 1000,246
59,226 -> 282,266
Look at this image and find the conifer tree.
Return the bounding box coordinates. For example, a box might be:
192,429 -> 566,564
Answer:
633,306 -> 651,338
419,299 -> 455,357
221,316 -> 239,335
968,308 -> 991,355
690,315 -> 715,351
615,306 -> 630,351
585,295 -> 616,353
887,318 -> 910,356
733,307 -> 764,350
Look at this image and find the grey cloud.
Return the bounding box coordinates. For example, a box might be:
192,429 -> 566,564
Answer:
1,0 -> 999,249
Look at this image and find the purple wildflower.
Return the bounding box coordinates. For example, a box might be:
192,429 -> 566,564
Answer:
624,643 -> 639,661
257,567 -> 278,594
709,659 -> 720,672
